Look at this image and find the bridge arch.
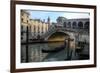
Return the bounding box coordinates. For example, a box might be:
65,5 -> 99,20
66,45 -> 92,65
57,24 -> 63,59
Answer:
45,30 -> 75,41
67,22 -> 71,28
84,21 -> 89,29
72,21 -> 77,29
78,21 -> 83,29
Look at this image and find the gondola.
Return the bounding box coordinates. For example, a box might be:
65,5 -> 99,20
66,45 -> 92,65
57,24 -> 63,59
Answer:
42,41 -> 67,53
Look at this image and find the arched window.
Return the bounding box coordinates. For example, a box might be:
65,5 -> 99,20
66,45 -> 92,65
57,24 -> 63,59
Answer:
78,21 -> 83,29
72,22 -> 77,29
68,22 -> 71,28
63,22 -> 67,27
84,22 -> 89,29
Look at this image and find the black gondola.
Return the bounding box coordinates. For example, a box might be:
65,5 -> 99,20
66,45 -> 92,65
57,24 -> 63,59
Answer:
42,40 -> 67,53
42,45 -> 66,53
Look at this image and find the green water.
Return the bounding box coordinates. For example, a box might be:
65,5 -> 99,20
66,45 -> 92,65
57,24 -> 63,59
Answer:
21,42 -> 89,63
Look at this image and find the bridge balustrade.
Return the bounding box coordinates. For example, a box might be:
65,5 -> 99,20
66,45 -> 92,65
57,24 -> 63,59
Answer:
41,25 -> 89,39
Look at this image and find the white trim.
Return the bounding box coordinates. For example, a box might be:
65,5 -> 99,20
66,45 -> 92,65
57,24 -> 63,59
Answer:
16,4 -> 94,69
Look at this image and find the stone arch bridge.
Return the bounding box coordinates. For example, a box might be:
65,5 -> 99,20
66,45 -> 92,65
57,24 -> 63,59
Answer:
42,26 -> 88,42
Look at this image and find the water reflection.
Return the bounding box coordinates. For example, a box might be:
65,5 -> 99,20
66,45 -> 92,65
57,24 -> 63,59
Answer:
21,42 -> 89,63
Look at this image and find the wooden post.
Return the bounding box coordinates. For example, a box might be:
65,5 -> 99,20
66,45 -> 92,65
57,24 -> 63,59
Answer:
26,26 -> 29,62
65,37 -> 74,60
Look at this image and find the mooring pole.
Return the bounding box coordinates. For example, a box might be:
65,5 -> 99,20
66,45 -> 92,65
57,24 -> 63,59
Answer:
65,37 -> 74,60
67,38 -> 70,59
26,26 -> 29,62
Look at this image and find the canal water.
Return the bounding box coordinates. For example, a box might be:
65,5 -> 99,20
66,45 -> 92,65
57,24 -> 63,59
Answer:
21,42 -> 89,63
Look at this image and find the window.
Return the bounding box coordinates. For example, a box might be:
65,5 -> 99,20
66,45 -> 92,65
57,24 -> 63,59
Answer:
21,18 -> 23,22
27,20 -> 28,23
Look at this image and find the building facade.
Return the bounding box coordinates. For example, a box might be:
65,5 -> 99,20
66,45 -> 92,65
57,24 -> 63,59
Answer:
21,10 -> 50,42
21,10 -> 31,42
30,19 -> 49,39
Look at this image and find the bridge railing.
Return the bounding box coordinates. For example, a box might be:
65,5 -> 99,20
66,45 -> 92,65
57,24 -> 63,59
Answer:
55,27 -> 89,34
41,25 -> 89,39
42,25 -> 57,38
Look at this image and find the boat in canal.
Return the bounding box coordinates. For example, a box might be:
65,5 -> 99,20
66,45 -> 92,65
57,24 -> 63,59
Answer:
41,40 -> 67,53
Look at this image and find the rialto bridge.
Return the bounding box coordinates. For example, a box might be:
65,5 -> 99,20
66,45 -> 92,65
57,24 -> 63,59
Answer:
42,18 -> 89,42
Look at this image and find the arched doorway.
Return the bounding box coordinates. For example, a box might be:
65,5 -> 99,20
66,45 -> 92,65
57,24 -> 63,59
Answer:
78,21 -> 83,29
72,22 -> 77,29
84,22 -> 89,29
68,22 -> 71,28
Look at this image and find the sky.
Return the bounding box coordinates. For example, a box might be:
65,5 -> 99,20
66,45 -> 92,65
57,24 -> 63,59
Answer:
27,10 -> 90,23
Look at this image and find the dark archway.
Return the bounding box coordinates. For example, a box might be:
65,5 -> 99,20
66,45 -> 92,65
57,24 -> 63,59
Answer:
84,22 -> 89,29
78,21 -> 83,29
63,22 -> 67,28
48,32 -> 69,42
68,22 -> 71,28
72,22 -> 77,29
